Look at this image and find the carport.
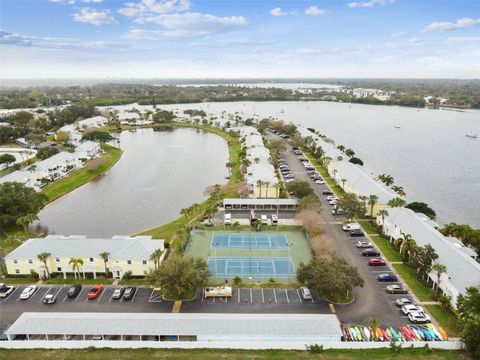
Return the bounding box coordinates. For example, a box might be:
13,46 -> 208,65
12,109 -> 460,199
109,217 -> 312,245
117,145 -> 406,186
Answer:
223,198 -> 298,211
5,312 -> 342,343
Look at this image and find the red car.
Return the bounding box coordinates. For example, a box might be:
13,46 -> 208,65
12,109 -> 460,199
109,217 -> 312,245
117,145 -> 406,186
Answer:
87,285 -> 102,299
368,258 -> 386,266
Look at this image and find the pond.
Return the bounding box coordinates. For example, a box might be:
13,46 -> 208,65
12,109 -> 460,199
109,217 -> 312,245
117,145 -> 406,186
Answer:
36,127 -> 229,237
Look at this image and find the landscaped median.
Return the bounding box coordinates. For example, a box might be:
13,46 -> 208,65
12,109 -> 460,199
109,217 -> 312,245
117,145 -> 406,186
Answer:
302,150 -> 344,196
41,144 -> 122,202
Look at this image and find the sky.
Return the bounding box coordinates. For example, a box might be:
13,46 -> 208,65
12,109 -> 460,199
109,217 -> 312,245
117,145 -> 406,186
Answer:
0,0 -> 479,79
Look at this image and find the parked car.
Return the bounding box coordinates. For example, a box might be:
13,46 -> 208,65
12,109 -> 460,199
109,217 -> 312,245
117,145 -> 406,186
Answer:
332,208 -> 344,216
19,286 -> 36,300
342,223 -> 360,231
356,240 -> 373,248
300,287 -> 312,300
362,249 -> 381,257
368,258 -> 386,266
123,287 -> 137,300
402,304 -> 424,315
260,214 -> 268,225
112,287 -> 125,300
87,285 -> 102,299
322,190 -> 334,196
0,286 -> 15,298
377,273 -> 398,282
314,179 -> 325,185
395,298 -> 412,307
67,284 -> 82,298
386,284 -> 408,294
43,294 -> 56,304
224,213 -> 232,225
271,214 -> 278,226
408,312 -> 431,323
349,229 -> 365,237
285,178 -> 294,183
283,174 -> 294,179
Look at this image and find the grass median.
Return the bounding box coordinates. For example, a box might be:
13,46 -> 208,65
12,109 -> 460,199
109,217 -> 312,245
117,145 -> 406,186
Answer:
425,304 -> 462,337
369,235 -> 403,262
392,263 -> 434,301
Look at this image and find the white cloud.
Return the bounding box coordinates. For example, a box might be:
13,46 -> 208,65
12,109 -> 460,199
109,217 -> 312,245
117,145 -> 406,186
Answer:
270,7 -> 291,17
390,31 -> 405,38
347,0 -> 394,9
119,0 -> 191,17
423,18 -> 480,32
73,8 -> 118,25
81,0 -> 103,3
445,37 -> 480,45
130,12 -> 247,38
49,0 -> 76,4
304,6 -> 325,16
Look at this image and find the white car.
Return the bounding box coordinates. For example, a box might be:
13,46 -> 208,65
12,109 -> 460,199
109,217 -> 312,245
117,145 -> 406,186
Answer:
402,304 -> 424,315
300,287 -> 312,300
260,214 -> 268,225
356,241 -> 373,248
224,213 -> 232,225
43,294 -> 56,304
0,286 -> 15,298
408,312 -> 431,323
314,179 -> 325,185
342,223 -> 360,231
395,298 -> 412,307
19,286 -> 37,300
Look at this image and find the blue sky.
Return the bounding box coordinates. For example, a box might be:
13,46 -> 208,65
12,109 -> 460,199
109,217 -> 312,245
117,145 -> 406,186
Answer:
0,0 -> 479,78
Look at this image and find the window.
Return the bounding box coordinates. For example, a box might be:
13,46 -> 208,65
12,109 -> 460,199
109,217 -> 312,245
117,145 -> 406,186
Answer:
13,259 -> 18,264
15,269 -> 20,274
89,258 -> 94,262
56,257 -> 60,262
127,260 -> 132,265
28,259 -> 33,264
142,260 -> 147,265
57,267 -> 62,272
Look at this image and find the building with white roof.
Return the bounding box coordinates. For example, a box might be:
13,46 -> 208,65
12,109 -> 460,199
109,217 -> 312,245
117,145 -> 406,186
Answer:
74,140 -> 101,161
377,207 -> 480,307
246,146 -> 271,163
35,151 -> 80,181
5,235 -> 164,279
0,170 -> 41,191
5,312 -> 342,343
246,163 -> 279,198
245,134 -> 264,148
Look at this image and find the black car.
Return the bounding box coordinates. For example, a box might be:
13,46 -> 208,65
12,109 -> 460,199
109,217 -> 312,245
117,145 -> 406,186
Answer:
322,190 -> 334,196
362,249 -> 381,257
67,284 -> 82,298
123,287 -> 137,300
349,229 -> 365,237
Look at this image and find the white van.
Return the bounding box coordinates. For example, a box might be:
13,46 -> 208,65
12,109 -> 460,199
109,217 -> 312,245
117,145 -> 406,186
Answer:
224,213 -> 232,225
261,214 -> 268,225
342,223 -> 361,231
271,214 -> 278,226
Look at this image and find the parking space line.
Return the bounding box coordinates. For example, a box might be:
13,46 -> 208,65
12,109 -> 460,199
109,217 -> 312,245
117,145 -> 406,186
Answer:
130,289 -> 138,303
8,287 -> 21,302
296,289 -> 302,303
250,288 -> 252,303
39,287 -> 53,302
53,287 -> 63,299
285,289 -> 289,303
27,288 -> 40,302
96,288 -> 107,303
261,288 -> 264,303
273,289 -> 277,303
75,288 -> 85,303
237,288 -> 240,303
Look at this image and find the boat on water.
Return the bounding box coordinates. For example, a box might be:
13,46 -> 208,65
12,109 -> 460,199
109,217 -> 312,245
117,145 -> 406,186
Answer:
394,125 -> 401,129
465,133 -> 477,139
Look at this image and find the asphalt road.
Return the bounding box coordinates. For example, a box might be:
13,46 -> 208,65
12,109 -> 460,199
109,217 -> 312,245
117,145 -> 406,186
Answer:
266,130 -> 415,327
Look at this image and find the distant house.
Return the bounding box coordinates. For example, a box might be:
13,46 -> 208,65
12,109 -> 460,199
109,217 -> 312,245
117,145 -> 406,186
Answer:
35,152 -> 80,181
118,112 -> 141,124
74,141 -> 101,161
57,116 -> 108,145
246,163 -> 279,198
5,235 -> 165,279
15,138 -> 31,148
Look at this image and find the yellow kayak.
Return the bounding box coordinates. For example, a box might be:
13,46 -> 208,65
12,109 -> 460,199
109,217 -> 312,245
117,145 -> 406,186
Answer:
438,327 -> 448,340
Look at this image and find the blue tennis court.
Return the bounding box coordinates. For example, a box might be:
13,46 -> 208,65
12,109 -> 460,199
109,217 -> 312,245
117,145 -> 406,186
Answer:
211,233 -> 288,249
208,257 -> 296,279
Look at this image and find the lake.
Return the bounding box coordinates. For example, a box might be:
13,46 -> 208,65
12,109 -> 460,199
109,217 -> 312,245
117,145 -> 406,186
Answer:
107,101 -> 480,227
37,127 -> 229,237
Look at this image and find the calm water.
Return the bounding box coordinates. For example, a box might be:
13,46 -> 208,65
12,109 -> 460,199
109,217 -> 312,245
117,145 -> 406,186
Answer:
121,101 -> 477,228
37,128 -> 229,237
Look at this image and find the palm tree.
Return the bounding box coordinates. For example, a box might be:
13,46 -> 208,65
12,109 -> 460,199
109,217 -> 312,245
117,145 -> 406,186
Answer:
387,197 -> 406,208
16,213 -> 38,232
345,148 -> 355,157
382,174 -> 394,186
368,195 -> 379,218
256,180 -> 262,198
69,258 -> 84,279
432,263 -> 447,295
377,209 -> 389,234
99,252 -> 110,277
337,145 -> 345,152
400,236 -> 417,260
37,252 -> 51,279
149,249 -> 163,270
340,178 -> 347,191
392,185 -> 406,197
264,181 -> 270,198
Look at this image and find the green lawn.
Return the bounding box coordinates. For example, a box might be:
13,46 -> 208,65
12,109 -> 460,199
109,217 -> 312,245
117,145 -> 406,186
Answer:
425,304 -> 462,338
44,276 -> 111,285
359,220 -> 380,235
0,348 -> 468,360
370,236 -> 403,262
393,263 -> 434,301
41,144 -> 122,202
0,276 -> 38,285
302,151 -> 344,196
0,225 -> 32,254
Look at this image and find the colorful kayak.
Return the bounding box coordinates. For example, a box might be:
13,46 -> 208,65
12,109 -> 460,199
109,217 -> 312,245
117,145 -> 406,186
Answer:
389,327 -> 400,341
438,327 -> 448,340
382,328 -> 391,341
376,327 -> 384,341
363,327 -> 371,341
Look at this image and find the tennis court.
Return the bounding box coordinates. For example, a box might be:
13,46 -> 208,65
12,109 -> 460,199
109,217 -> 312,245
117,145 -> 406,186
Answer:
208,256 -> 296,279
211,233 -> 288,249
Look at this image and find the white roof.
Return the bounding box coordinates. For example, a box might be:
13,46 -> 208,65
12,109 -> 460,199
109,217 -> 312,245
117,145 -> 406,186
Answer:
246,163 -> 278,185
118,112 -> 140,121
330,161 -> 397,204
75,140 -> 99,153
0,170 -> 37,184
5,235 -> 164,262
224,198 -> 298,206
246,146 -> 271,161
6,312 -> 342,340
245,134 -> 264,148
385,207 -> 480,295
78,116 -> 108,128
35,151 -> 76,171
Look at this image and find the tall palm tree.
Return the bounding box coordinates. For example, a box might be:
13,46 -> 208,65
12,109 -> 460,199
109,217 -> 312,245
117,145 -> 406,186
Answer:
400,237 -> 417,261
432,263 -> 447,295
37,252 -> 51,279
377,209 -> 389,235
383,175 -> 394,186
392,185 -> 406,197
69,258 -> 84,279
149,249 -> 163,270
99,252 -> 110,277
264,181 -> 270,198
337,145 -> 345,152
368,195 -> 379,218
256,180 -> 262,198
340,178 -> 347,191
345,148 -> 355,158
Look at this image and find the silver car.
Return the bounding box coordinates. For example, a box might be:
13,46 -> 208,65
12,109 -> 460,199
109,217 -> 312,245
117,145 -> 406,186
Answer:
300,287 -> 312,300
